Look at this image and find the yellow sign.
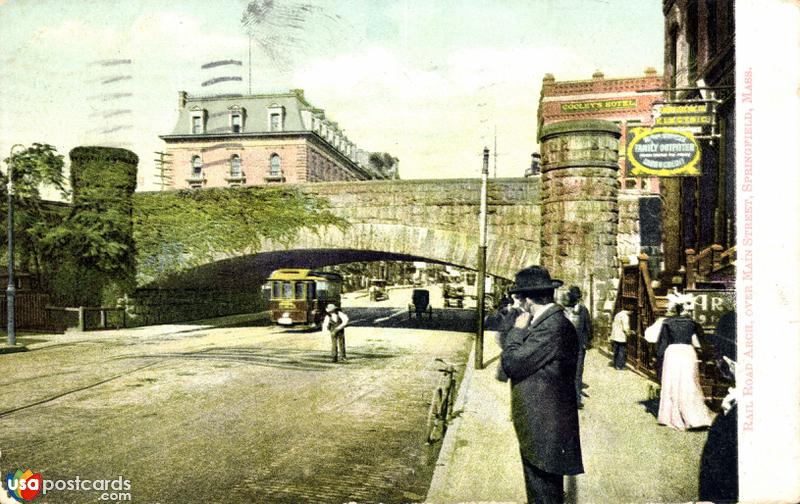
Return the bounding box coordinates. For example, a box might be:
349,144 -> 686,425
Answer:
659,104 -> 709,114
655,115 -> 712,126
560,99 -> 637,112
626,127 -> 702,177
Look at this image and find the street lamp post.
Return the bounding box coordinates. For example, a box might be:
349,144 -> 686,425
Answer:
6,144 -> 23,346
475,147 -> 489,370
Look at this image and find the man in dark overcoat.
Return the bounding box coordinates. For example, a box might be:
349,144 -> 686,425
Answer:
562,285 -> 592,409
501,266 -> 584,504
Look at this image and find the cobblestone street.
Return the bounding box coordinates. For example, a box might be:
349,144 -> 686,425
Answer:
0,311 -> 473,504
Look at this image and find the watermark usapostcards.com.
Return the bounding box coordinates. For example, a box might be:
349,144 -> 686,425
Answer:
4,467 -> 132,502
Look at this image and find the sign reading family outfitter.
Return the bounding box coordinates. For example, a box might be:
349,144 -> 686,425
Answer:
560,99 -> 637,112
626,127 -> 702,176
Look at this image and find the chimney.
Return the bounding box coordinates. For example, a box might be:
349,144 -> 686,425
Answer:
644,67 -> 658,77
592,70 -> 604,80
178,91 -> 187,109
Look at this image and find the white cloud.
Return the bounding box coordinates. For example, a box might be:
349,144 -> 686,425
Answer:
291,43 -> 586,179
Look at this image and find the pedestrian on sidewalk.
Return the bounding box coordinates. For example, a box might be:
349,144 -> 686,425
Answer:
609,309 -> 632,370
487,292 -> 523,382
655,291 -> 713,430
562,286 -> 592,408
501,266 -> 583,504
699,309 -> 738,503
321,303 -> 349,363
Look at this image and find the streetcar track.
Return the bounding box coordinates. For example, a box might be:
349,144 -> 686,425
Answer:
0,360 -> 167,419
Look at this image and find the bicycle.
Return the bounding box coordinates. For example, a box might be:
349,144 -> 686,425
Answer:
425,358 -> 457,444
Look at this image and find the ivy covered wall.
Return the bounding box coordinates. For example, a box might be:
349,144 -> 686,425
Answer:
46,147 -> 138,306
132,186 -> 348,285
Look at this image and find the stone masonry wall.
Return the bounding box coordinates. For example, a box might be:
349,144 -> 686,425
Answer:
292,178 -> 542,280
539,120 -> 621,332
617,193 -> 642,263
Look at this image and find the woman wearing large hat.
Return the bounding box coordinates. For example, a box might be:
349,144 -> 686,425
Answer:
655,290 -> 713,430
501,266 -> 583,504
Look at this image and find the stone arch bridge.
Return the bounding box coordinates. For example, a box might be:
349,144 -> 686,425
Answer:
134,178 -> 543,291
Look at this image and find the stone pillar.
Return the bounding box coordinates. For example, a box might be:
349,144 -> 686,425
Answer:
538,120 -> 621,320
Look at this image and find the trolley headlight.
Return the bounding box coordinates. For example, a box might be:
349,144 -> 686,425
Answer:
277,311 -> 293,325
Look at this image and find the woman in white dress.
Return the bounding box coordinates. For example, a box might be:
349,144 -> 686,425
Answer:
655,291 -> 713,430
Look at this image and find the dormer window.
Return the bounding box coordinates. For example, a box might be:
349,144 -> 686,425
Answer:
267,104 -> 284,132
189,107 -> 207,134
228,106 -> 246,133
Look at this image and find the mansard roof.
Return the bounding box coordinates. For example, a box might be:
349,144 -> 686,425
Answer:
166,89 -> 324,136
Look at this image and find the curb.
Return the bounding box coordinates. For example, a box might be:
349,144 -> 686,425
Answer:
425,338 -> 477,503
0,344 -> 28,355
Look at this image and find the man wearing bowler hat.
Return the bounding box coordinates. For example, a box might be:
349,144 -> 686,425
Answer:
501,266 -> 584,504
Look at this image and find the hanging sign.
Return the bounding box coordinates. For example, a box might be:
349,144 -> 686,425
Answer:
685,289 -> 735,328
653,103 -> 713,127
626,127 -> 702,177
654,115 -> 712,126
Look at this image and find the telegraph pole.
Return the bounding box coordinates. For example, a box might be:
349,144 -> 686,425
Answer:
475,147 -> 489,370
154,151 -> 173,191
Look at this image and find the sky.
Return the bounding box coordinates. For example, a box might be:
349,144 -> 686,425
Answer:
0,0 -> 665,193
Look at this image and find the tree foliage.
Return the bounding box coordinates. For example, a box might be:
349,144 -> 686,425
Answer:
44,147 -> 138,280
133,186 -> 348,282
1,143 -> 68,202
0,143 -> 68,281
368,152 -> 400,179
41,146 -> 139,305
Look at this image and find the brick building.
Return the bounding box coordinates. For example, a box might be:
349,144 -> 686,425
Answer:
662,0 -> 735,284
537,68 -> 664,193
160,89 -> 393,189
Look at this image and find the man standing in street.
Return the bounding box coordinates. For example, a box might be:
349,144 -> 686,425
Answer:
321,303 -> 349,363
562,285 -> 592,409
501,266 -> 584,504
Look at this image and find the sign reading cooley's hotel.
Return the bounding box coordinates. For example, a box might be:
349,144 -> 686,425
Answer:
560,99 -> 637,112
626,127 -> 702,176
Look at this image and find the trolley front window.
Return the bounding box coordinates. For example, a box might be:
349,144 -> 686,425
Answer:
282,282 -> 293,299
272,282 -> 280,299
295,282 -> 305,299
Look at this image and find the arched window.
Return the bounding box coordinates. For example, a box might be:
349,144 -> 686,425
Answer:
270,154 -> 281,177
191,156 -> 202,176
230,155 -> 241,177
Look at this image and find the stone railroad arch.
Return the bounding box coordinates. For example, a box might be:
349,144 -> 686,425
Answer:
137,178 -> 542,290
268,222 -> 539,279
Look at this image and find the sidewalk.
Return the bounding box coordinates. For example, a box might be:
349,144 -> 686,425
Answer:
426,336 -> 711,504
